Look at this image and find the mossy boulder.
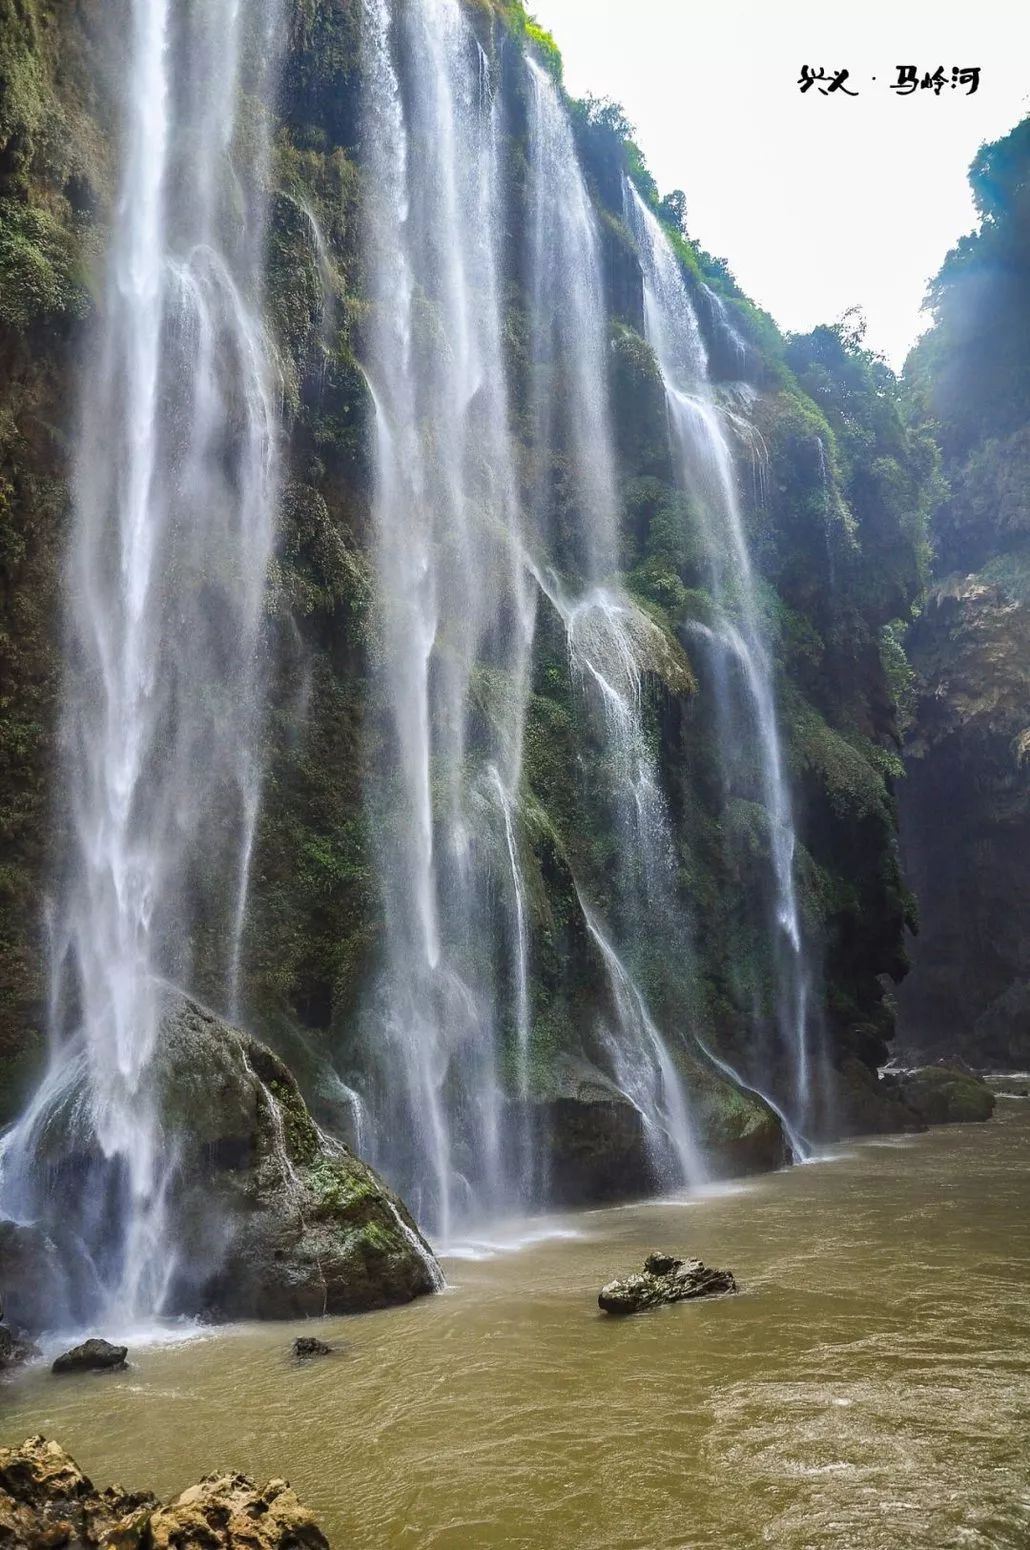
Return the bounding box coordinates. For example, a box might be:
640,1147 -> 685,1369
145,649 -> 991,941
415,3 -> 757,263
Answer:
833,1055 -> 927,1137
687,1057 -> 788,1175
153,996 -> 440,1319
598,1250 -> 737,1315
9,994 -> 440,1327
534,1050 -> 787,1199
897,1065 -> 996,1126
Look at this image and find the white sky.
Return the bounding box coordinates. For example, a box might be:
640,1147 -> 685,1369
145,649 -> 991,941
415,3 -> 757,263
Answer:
531,0 -> 1030,366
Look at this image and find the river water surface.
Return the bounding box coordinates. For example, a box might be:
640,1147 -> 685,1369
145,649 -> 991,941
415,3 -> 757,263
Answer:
3,1103 -> 1028,1548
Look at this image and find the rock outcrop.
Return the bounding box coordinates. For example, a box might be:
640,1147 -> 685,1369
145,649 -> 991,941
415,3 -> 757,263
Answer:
51,1338 -> 128,1375
598,1251 -> 738,1315
292,1336 -> 334,1359
540,1061 -> 652,1204
897,1064 -> 996,1125
539,1054 -> 786,1205
0,1220 -> 86,1338
0,1435 -> 328,1549
16,993 -> 440,1331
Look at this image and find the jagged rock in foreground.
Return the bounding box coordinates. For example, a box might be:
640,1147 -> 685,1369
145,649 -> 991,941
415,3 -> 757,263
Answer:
51,1338 -> 127,1375
0,1435 -> 328,1549
21,993 -> 440,1330
598,1251 -> 738,1315
897,1065 -> 996,1125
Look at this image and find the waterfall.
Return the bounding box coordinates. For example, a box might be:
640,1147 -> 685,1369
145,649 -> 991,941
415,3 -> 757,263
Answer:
357,12 -> 707,1228
577,895 -> 706,1188
0,0 -> 283,1321
627,184 -> 815,1147
360,0 -> 535,1241
526,62 -> 704,1191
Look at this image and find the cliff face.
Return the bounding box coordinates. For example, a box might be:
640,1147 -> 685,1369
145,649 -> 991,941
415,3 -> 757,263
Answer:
0,0 -> 115,1117
899,119 -> 1030,1068
0,0 -> 930,1163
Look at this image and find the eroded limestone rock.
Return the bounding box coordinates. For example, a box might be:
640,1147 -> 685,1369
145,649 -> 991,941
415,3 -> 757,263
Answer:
598,1251 -> 737,1315
0,1435 -> 328,1549
14,992 -> 441,1330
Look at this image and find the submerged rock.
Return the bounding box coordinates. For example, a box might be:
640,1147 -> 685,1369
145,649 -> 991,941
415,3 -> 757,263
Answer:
599,1251 -> 737,1315
292,1336 -> 333,1358
0,1435 -> 328,1549
52,1337 -> 128,1375
898,1064 -> 996,1125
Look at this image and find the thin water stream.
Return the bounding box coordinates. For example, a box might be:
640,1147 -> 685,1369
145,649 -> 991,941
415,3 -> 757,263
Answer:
4,1105 -> 1027,1549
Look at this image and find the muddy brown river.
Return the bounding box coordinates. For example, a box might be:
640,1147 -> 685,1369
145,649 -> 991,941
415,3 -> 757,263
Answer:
3,1102 -> 1029,1548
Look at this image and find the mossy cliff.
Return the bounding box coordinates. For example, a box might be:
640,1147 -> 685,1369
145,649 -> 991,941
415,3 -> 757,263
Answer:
899,118 -> 1030,1069
0,0 -> 114,1121
0,1 -> 936,1185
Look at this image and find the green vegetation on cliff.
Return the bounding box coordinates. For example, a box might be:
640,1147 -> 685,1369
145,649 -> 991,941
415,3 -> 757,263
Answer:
898,116 -> 1030,1066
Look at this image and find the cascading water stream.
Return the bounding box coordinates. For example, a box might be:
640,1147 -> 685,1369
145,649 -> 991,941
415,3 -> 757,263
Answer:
526,62 -> 704,1190
576,894 -> 706,1189
0,0 -> 283,1323
357,22 -> 708,1227
627,183 -> 815,1149
360,0 -> 535,1241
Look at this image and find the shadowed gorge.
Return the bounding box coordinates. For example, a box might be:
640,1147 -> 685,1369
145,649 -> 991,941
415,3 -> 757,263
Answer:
898,117 -> 1030,1070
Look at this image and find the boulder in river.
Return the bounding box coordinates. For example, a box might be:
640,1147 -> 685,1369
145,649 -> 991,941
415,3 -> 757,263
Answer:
292,1336 -> 333,1359
156,996 -> 442,1319
598,1251 -> 737,1315
0,1435 -> 328,1549
535,1054 -> 787,1206
898,1064 -> 996,1125
51,1337 -> 128,1375
16,992 -> 441,1329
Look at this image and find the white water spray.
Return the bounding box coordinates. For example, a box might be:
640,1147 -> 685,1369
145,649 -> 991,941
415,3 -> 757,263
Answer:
360,0 -> 534,1238
527,67 -> 703,1188
627,184 -> 815,1137
0,0 -> 283,1323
